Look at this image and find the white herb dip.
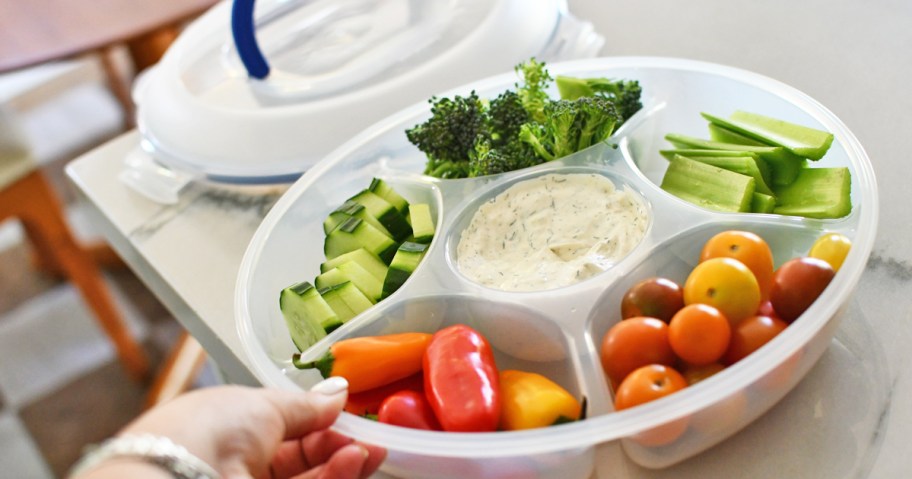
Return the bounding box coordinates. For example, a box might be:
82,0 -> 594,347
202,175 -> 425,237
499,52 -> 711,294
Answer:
456,173 -> 648,291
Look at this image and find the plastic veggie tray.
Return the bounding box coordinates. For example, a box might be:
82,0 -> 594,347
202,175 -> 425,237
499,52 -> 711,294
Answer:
235,57 -> 877,479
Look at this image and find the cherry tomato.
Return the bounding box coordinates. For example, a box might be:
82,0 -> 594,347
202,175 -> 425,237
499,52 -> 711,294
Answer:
808,232 -> 852,272
344,373 -> 424,416
668,304 -> 731,366
377,390 -> 442,431
682,362 -> 726,386
620,277 -> 685,322
769,257 -> 835,322
700,230 -> 775,301
683,257 -> 760,325
723,315 -> 788,365
600,317 -> 675,389
615,365 -> 690,446
614,364 -> 688,411
756,300 -> 780,320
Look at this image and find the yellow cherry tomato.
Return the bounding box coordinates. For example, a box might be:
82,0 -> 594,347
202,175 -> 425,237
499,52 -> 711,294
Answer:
684,257 -> 761,326
808,232 -> 852,272
700,230 -> 774,302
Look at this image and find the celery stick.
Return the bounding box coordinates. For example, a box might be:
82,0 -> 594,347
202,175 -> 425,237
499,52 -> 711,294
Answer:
682,155 -> 774,196
772,167 -> 852,219
665,132 -> 805,185
701,111 -> 834,160
751,192 -> 777,213
661,155 -> 755,213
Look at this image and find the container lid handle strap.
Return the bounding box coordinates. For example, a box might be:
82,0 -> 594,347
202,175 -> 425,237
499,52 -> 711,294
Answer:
231,0 -> 270,79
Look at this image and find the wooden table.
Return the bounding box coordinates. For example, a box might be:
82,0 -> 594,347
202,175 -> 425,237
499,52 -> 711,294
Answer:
0,0 -> 219,126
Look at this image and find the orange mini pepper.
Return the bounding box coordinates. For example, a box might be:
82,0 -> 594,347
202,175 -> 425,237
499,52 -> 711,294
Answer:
498,370 -> 581,431
295,332 -> 432,393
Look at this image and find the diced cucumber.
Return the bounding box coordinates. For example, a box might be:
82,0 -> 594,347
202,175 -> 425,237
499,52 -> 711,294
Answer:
382,242 -> 429,299
408,203 -> 435,244
314,268 -> 348,291
665,132 -> 805,185
751,192 -> 777,214
347,190 -> 412,241
321,282 -> 373,324
323,200 -> 393,238
279,282 -> 331,351
701,111 -> 834,160
661,155 -> 755,212
369,178 -> 410,213
320,248 -> 388,281
324,216 -> 399,264
318,284 -> 356,327
315,261 -> 383,303
681,154 -> 774,196
772,167 -> 852,219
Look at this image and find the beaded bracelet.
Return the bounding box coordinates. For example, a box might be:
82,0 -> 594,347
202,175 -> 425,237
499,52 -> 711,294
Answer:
69,434 -> 219,479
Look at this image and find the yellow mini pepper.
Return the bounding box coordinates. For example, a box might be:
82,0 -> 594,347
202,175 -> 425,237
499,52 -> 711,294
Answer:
498,370 -> 582,431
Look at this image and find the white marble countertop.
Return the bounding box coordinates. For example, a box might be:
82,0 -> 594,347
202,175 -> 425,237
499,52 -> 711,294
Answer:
67,0 -> 911,477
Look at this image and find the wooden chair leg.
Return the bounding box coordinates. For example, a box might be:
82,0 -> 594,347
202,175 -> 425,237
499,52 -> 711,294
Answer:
144,331 -> 207,409
4,171 -> 150,381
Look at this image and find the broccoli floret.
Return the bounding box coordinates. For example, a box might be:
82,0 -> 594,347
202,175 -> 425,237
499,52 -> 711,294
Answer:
486,90 -> 531,147
406,58 -> 638,179
515,58 -> 553,123
405,92 -> 486,177
468,135 -> 544,177
555,76 -> 643,124
519,97 -> 622,162
407,87 -> 547,179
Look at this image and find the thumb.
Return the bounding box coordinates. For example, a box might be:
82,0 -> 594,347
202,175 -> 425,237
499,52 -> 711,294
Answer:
263,377 -> 349,440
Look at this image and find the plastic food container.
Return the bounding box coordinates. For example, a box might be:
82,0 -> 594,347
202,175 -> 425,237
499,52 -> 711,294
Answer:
123,0 -> 604,203
235,57 -> 878,478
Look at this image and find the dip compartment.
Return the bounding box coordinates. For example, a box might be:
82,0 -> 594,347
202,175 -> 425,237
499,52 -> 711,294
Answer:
443,163 -> 653,295
234,57 -> 878,477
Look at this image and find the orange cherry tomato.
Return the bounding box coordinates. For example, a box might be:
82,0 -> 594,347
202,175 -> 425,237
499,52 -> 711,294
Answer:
723,315 -> 788,365
614,364 -> 688,411
600,317 -> 675,390
668,304 -> 731,366
682,362 -> 726,386
700,230 -> 774,301
684,257 -> 760,326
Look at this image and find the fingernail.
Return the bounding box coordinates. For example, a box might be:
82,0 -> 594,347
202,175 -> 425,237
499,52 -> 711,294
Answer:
310,376 -> 348,396
355,444 -> 370,459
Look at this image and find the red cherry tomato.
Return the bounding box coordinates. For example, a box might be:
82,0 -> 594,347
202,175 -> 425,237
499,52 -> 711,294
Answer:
345,373 -> 424,416
377,390 -> 442,431
620,277 -> 685,322
769,257 -> 835,322
723,315 -> 788,365
600,317 -> 675,389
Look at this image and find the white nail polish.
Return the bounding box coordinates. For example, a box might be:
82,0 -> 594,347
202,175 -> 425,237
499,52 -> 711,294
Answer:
310,376 -> 348,395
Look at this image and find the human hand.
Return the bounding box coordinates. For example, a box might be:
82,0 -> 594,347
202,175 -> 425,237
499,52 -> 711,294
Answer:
75,377 -> 386,479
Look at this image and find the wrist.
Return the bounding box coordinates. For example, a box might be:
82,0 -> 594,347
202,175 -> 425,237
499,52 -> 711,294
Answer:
68,434 -> 220,479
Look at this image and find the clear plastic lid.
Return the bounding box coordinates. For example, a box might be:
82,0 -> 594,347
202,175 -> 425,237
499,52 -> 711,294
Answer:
127,0 -> 604,202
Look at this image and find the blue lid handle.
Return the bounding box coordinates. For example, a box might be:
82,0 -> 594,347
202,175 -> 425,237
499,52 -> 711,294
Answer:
231,0 -> 270,79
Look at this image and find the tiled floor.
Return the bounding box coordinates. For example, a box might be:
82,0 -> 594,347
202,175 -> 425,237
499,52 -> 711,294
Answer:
0,58 -> 216,478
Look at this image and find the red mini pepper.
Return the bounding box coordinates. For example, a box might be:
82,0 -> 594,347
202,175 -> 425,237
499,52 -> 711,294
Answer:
423,324 -> 501,432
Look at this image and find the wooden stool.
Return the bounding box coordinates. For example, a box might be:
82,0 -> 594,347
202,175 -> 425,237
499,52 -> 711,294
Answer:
0,168 -> 150,381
